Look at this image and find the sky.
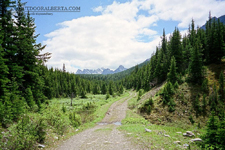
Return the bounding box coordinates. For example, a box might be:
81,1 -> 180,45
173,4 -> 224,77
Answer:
20,0 -> 225,73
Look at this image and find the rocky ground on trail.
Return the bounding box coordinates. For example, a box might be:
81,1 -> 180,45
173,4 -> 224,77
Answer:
54,92 -> 147,150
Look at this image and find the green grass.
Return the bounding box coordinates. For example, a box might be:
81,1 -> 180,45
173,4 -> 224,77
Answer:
119,99 -> 206,149
79,92 -> 130,129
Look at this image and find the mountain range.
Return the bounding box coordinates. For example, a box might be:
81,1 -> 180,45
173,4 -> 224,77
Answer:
76,65 -> 127,75
201,15 -> 225,30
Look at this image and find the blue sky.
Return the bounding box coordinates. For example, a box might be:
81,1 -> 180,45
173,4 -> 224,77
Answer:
20,0 -> 225,73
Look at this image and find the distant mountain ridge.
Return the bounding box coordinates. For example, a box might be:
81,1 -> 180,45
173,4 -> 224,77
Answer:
76,65 -> 127,75
201,15 -> 225,30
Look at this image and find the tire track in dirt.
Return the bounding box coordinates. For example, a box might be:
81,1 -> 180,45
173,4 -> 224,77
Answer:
55,92 -> 144,150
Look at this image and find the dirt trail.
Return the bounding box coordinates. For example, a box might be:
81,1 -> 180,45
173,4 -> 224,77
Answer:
55,92 -> 144,150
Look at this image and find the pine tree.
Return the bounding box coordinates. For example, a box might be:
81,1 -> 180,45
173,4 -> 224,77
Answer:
154,50 -> 163,83
202,94 -> 207,117
189,38 -> 203,84
119,84 -> 124,94
219,71 -> 224,101
25,87 -> 35,108
162,29 -> 167,54
108,81 -> 114,95
189,19 -> 196,47
167,56 -> 178,85
170,27 -> 183,72
101,83 -> 107,94
0,24 -> 9,102
203,111 -> 219,149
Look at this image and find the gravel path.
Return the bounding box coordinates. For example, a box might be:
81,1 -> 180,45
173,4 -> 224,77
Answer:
55,92 -> 143,150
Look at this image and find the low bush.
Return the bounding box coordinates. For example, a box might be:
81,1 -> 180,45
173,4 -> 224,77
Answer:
122,117 -> 149,125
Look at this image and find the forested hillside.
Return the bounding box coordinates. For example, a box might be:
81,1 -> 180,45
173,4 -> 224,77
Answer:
119,13 -> 225,149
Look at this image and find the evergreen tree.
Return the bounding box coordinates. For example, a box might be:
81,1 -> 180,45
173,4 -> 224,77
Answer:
167,56 -> 178,85
101,83 -> 107,94
219,71 -> 224,101
203,111 -> 219,149
154,50 -> 163,82
162,28 -> 167,54
108,81 -> 114,95
170,27 -> 183,72
0,25 -> 9,102
189,19 -> 196,47
24,87 -> 35,108
119,84 -> 124,94
189,38 -> 203,84
202,94 -> 207,117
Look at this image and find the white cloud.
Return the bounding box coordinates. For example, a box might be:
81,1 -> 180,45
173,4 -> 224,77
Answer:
140,0 -> 225,28
92,6 -> 103,12
43,0 -> 225,72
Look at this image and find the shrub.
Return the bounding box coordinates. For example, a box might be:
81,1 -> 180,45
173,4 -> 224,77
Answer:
1,114 -> 47,149
201,112 -> 225,149
106,93 -> 110,100
168,99 -> 176,112
162,81 -> 174,105
42,105 -> 70,135
62,103 -> 66,113
201,78 -> 209,93
174,81 -> 179,89
189,115 -> 195,125
69,111 -> 81,128
139,97 -> 154,114
138,89 -> 144,97
122,118 -> 148,125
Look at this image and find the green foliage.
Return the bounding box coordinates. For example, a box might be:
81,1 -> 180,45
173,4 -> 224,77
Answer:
202,94 -> 207,117
202,111 -> 225,149
101,83 -> 107,94
209,84 -> 218,112
106,93 -> 110,100
25,87 -> 35,108
62,103 -> 66,113
0,115 -> 46,149
168,99 -> 176,112
189,115 -> 195,125
193,95 -> 201,117
138,89 -> 144,97
43,105 -> 70,135
201,78 -> 209,93
174,81 -> 179,89
139,97 -> 154,115
108,81 -> 114,95
162,81 -> 174,105
189,38 -> 203,84
69,111 -> 81,128
80,88 -> 87,98
122,117 -> 149,125
119,84 -> 124,94
167,56 -> 178,85
82,102 -> 97,112
219,71 -> 224,101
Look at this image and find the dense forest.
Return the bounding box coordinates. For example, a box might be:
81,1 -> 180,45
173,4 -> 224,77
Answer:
0,0 -> 125,128
121,16 -> 225,91
1,0 -> 225,149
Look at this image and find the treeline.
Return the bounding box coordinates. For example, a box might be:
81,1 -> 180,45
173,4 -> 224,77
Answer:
122,13 -> 225,90
0,0 -> 51,126
42,66 -> 124,99
0,0 -> 122,127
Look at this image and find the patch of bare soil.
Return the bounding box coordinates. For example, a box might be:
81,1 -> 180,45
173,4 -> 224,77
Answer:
54,92 -> 145,150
